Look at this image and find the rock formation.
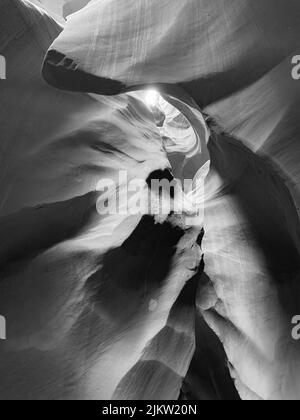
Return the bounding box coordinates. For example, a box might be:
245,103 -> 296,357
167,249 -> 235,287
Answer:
0,0 -> 300,400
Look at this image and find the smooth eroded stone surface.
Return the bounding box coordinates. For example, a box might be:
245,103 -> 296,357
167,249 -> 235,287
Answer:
1,0 -> 300,401
0,0 -> 209,400
43,0 -> 300,104
41,0 -> 300,400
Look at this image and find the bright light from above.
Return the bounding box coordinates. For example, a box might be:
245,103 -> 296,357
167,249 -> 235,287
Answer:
145,89 -> 160,108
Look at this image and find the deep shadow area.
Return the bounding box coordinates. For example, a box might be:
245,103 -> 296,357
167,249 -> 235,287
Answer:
181,312 -> 241,400
181,272 -> 241,401
122,214 -> 183,258
0,191 -> 99,272
43,50 -> 126,95
84,215 -> 185,327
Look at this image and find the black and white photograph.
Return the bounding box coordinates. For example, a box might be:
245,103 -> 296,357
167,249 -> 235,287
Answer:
1,0 -> 300,403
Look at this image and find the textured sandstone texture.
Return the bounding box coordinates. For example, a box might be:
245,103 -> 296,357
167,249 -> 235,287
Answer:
0,0 -> 300,400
